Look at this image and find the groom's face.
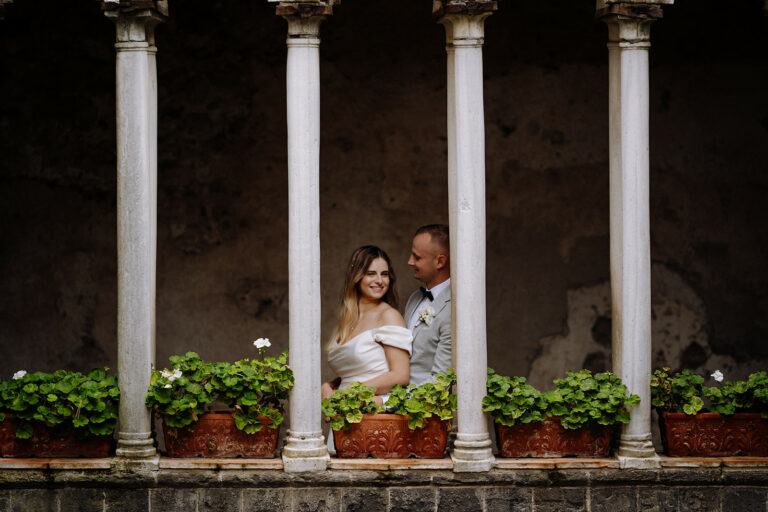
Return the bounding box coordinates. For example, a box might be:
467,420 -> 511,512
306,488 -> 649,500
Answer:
408,233 -> 440,286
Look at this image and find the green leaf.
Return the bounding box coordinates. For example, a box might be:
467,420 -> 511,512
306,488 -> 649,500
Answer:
72,416 -> 89,427
345,411 -> 363,424
16,422 -> 33,439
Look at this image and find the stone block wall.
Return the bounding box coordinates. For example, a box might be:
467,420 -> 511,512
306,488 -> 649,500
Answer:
1,467 -> 768,511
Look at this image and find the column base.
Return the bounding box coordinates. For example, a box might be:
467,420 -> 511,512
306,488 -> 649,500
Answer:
617,432 -> 660,468
618,432 -> 656,459
451,433 -> 494,472
282,429 -> 329,472
282,453 -> 330,473
111,455 -> 159,472
618,454 -> 661,469
115,431 -> 156,459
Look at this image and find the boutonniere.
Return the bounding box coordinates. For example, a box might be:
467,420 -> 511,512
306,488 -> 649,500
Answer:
417,306 -> 436,326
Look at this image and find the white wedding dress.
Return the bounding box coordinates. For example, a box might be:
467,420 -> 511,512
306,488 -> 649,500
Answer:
326,324 -> 413,454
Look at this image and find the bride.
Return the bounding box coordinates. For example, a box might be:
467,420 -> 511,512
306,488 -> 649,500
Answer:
322,245 -> 412,407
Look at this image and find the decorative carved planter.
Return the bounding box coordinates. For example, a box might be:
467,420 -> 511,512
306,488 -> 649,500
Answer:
333,414 -> 451,458
0,417 -> 111,458
660,412 -> 768,457
409,416 -> 452,458
495,417 -> 613,458
163,410 -> 279,458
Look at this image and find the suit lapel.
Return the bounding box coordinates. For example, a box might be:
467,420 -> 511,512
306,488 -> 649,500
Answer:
404,292 -> 420,325
432,288 -> 451,317
411,288 -> 450,335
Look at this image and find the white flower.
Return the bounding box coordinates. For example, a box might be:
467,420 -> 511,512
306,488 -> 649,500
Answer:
417,307 -> 436,326
12,370 -> 27,380
711,370 -> 724,383
164,384 -> 172,389
161,369 -> 183,382
253,338 -> 271,349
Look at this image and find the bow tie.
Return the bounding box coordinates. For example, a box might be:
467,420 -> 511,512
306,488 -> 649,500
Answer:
420,287 -> 434,301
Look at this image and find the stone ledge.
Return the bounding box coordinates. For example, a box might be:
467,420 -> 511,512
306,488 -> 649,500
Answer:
0,458 -> 112,470
329,458 -> 454,470
2,455 -> 767,472
159,458 -> 283,470
494,458 -> 620,470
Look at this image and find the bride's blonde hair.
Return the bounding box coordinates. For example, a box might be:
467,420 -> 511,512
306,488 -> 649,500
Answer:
327,246 -> 399,348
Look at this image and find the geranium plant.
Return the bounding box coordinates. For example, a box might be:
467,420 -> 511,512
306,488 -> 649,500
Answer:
553,370 -> 639,429
0,368 -> 120,439
482,370 -> 552,426
483,368 -> 640,430
321,382 -> 384,431
386,369 -> 457,429
146,343 -> 294,433
652,368 -> 768,417
650,368 -> 705,415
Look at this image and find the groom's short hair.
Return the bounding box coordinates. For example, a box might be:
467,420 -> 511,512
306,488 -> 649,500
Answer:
414,224 -> 449,255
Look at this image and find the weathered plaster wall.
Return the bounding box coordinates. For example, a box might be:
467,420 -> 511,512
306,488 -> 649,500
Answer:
0,0 -> 766,391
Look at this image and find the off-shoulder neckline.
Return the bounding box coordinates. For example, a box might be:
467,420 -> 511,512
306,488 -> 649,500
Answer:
334,325 -> 410,348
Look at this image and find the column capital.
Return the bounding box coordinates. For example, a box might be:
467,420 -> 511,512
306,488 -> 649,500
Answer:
104,8 -> 166,46
437,9 -> 494,46
273,1 -> 338,18
602,13 -> 655,48
284,15 -> 325,40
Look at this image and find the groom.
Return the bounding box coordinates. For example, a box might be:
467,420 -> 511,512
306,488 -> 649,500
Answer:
404,224 -> 451,386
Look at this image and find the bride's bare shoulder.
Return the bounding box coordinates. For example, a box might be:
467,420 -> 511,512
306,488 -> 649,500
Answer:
378,304 -> 406,328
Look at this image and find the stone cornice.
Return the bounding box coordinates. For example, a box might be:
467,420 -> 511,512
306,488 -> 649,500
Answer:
272,1 -> 338,18
102,0 -> 169,17
595,0 -> 670,20
433,0 -> 498,18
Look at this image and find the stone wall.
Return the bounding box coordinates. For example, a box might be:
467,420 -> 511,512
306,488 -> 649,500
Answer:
1,467 -> 767,511
1,0 -> 766,388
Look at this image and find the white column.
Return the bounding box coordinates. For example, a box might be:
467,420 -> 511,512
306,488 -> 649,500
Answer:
440,11 -> 494,473
280,14 -> 329,473
148,38 -> 158,365
604,13 -> 658,467
446,35 -> 458,372
105,9 -> 164,464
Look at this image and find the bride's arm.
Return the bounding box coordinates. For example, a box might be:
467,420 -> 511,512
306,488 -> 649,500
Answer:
361,345 -> 410,396
361,308 -> 410,395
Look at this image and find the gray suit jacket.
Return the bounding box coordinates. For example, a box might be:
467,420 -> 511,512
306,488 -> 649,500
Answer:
404,286 -> 452,386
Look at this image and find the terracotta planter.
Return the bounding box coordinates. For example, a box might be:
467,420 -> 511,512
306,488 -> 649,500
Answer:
0,417 -> 112,458
660,412 -> 768,457
333,414 -> 450,458
409,416 -> 451,458
495,418 -> 613,458
163,410 -> 279,458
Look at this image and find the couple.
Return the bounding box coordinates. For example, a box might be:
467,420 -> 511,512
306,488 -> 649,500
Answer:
321,224 -> 452,412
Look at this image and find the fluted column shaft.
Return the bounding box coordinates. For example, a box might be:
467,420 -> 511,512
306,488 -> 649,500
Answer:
440,11 -> 495,473
105,8 -> 164,461
280,12 -> 330,473
604,13 -> 657,465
